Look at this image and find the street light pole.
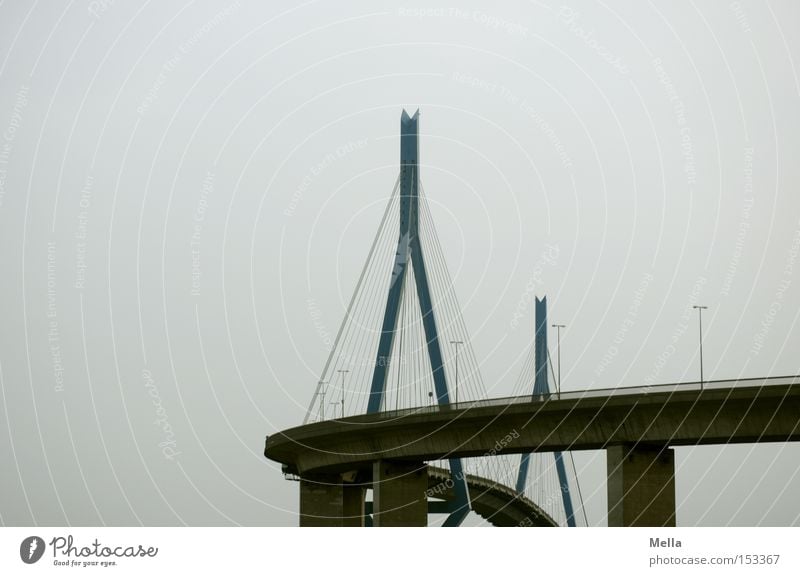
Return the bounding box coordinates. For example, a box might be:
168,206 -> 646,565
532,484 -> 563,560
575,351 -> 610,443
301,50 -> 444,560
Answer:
693,306 -> 708,390
450,340 -> 464,403
337,370 -> 349,418
318,381 -> 327,420
552,324 -> 565,397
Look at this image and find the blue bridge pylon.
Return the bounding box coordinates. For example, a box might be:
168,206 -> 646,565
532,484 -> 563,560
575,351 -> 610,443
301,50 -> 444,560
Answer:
515,296 -> 576,526
301,109 -> 584,527
366,110 -> 471,526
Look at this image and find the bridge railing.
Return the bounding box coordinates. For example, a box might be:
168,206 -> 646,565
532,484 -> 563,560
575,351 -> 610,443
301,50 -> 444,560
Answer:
363,374 -> 800,421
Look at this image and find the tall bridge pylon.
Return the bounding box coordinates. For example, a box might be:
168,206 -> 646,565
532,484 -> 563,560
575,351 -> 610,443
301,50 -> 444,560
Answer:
268,111 -> 800,526
298,110 -> 584,527
366,110 -> 470,526
515,296 -> 577,526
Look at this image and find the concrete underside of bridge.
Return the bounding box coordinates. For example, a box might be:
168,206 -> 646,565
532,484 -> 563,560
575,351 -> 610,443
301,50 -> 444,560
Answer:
298,463 -> 431,527
295,464 -> 559,527
299,475 -> 366,527
267,382 -> 800,526
298,464 -> 432,527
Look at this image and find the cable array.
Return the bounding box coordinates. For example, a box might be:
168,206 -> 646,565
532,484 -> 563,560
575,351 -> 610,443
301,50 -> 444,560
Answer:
506,335 -> 589,526
302,172 -> 585,526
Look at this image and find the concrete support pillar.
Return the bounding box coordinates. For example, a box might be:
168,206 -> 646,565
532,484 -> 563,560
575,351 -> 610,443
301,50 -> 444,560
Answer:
607,444 -> 675,527
299,474 -> 365,527
372,460 -> 428,527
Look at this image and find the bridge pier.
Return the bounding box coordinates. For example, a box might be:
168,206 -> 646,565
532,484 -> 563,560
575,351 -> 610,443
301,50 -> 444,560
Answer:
372,460 -> 428,526
299,474 -> 365,527
607,444 -> 676,527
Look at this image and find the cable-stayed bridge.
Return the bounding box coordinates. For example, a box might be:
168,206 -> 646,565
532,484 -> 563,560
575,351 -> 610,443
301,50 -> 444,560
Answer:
264,110 -> 800,527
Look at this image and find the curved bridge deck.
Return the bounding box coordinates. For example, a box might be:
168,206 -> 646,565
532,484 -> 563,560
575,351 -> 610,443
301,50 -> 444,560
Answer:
267,376 -> 800,526
267,377 -> 800,475
426,466 -> 557,527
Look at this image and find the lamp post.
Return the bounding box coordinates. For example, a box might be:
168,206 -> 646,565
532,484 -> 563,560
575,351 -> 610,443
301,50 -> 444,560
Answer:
692,306 -> 708,390
450,340 -> 464,403
552,324 -> 565,397
317,381 -> 328,420
336,370 -> 349,418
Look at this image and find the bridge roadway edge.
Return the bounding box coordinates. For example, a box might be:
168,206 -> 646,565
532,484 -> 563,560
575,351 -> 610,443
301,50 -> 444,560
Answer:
266,383 -> 800,476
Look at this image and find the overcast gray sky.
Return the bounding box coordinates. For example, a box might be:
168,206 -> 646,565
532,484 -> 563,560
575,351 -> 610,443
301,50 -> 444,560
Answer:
1,0 -> 799,527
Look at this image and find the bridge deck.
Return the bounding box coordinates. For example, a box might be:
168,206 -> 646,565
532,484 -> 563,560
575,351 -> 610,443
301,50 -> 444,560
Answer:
265,377 -> 800,476
426,466 -> 558,527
